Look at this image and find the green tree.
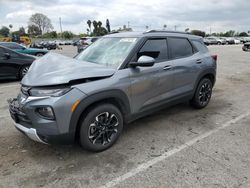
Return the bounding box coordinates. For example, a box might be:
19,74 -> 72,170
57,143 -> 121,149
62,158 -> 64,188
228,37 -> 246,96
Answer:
42,31 -> 57,38
61,31 -> 73,39
92,20 -> 108,36
0,26 -> 10,37
28,25 -> 40,36
239,32 -> 248,37
223,30 -> 235,37
87,20 -> 92,32
191,30 -> 206,37
19,27 -> 26,35
92,20 -> 98,30
28,13 -> 53,34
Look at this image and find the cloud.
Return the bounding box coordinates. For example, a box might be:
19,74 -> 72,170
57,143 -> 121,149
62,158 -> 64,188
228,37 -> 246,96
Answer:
0,0 -> 249,34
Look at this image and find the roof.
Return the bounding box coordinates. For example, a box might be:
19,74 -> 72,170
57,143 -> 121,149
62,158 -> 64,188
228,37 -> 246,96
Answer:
104,30 -> 202,40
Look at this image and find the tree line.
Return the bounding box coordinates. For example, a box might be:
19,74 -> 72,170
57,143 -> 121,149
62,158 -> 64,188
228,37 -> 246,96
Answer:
0,12 -> 248,39
191,30 -> 249,37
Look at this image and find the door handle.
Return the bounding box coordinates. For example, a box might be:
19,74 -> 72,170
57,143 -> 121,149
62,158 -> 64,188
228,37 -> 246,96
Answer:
196,59 -> 202,64
163,65 -> 172,70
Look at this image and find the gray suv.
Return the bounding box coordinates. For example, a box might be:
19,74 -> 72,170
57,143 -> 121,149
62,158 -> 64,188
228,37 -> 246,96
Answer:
8,30 -> 217,152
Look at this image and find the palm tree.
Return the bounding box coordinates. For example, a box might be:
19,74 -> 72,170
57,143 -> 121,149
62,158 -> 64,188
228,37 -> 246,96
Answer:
92,20 -> 98,30
97,21 -> 102,28
87,20 -> 92,33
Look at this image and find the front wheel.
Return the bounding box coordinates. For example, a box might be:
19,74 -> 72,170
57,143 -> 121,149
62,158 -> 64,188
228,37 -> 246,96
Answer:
35,53 -> 44,57
19,65 -> 30,79
79,104 -> 123,152
190,78 -> 213,109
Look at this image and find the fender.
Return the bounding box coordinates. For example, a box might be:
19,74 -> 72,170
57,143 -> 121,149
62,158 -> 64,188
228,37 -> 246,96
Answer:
69,89 -> 131,136
194,67 -> 216,93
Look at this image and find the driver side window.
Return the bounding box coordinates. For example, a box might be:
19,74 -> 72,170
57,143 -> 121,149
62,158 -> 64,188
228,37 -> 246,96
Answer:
137,39 -> 168,62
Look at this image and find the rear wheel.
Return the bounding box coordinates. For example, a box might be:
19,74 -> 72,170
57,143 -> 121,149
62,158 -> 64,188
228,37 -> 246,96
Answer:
190,78 -> 213,109
79,103 -> 123,152
19,65 -> 30,79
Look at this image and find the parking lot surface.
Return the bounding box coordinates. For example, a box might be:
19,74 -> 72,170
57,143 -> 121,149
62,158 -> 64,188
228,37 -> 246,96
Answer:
0,45 -> 250,188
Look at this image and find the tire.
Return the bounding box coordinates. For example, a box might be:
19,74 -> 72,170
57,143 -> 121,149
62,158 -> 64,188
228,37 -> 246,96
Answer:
19,65 -> 30,79
190,78 -> 213,109
35,53 -> 44,57
79,103 -> 123,152
217,42 -> 222,45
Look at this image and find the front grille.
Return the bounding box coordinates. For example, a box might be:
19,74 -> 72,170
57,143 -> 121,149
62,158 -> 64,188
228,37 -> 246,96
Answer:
9,98 -> 31,124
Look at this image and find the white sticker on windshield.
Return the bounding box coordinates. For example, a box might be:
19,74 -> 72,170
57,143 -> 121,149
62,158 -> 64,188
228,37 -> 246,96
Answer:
120,38 -> 137,43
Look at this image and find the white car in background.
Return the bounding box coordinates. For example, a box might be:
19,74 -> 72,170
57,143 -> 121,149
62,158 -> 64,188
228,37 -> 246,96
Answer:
233,38 -> 241,44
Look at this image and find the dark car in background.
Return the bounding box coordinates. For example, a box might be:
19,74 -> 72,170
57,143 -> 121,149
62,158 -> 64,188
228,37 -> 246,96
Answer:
242,42 -> 250,51
0,46 -> 36,79
0,42 -> 48,56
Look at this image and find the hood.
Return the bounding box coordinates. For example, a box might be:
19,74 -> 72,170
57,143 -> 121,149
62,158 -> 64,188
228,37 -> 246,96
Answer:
22,52 -> 116,87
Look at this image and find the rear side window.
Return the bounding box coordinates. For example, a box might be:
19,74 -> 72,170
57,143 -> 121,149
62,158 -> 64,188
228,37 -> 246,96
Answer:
192,40 -> 208,53
1,43 -> 22,49
138,39 -> 168,61
168,37 -> 193,59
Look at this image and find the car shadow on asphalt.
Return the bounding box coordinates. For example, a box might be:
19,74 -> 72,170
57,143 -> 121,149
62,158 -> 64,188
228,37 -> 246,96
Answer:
0,78 -> 19,84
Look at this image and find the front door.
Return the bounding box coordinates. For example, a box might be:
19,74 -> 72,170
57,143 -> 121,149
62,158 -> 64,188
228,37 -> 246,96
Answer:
129,38 -> 175,113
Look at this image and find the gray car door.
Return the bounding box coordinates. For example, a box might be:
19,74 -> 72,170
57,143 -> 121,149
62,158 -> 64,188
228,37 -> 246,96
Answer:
167,37 -> 201,97
129,38 -> 175,113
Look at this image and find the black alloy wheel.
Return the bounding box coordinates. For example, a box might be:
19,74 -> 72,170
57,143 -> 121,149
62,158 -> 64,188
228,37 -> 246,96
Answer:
79,103 -> 123,152
190,78 -> 213,109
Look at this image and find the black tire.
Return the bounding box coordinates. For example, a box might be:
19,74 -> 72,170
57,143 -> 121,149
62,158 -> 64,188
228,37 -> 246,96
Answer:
190,78 -> 213,109
79,103 -> 123,152
35,52 -> 44,57
19,65 -> 30,79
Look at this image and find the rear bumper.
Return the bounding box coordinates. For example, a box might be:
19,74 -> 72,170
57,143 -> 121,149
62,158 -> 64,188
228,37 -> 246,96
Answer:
14,122 -> 47,144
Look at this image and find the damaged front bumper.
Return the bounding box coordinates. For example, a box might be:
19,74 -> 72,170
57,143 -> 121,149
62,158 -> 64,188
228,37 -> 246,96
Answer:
8,98 -> 47,144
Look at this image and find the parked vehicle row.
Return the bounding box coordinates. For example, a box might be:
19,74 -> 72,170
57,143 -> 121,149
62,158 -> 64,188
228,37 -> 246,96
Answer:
203,37 -> 250,45
0,42 -> 48,56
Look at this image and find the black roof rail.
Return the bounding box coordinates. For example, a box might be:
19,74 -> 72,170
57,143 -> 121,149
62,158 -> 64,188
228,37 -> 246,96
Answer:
143,30 -> 190,35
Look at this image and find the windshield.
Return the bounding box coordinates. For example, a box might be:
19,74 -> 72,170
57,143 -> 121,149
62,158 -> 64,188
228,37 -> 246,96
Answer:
75,37 -> 137,68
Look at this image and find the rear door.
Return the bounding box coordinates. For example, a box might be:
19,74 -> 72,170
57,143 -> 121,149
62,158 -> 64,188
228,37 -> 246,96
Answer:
0,47 -> 23,77
167,37 -> 201,97
129,38 -> 175,113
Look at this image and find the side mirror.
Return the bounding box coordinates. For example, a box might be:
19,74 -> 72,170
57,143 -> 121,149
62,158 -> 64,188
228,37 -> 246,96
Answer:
129,55 -> 155,67
3,53 -> 10,59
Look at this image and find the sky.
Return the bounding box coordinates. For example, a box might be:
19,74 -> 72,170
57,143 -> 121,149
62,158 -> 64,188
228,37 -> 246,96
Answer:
0,0 -> 249,34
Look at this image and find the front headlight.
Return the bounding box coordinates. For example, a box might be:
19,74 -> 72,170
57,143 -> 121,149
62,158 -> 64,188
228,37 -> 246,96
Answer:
29,88 -> 72,97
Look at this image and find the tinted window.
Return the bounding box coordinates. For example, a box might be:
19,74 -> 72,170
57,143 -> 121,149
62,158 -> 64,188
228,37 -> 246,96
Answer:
192,40 -> 208,53
138,39 -> 167,61
168,37 -> 193,59
1,43 -> 23,50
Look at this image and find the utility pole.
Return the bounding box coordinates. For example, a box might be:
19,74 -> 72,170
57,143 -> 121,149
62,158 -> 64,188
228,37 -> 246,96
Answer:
59,17 -> 63,33
128,21 -> 130,29
210,27 -> 211,35
174,25 -> 177,31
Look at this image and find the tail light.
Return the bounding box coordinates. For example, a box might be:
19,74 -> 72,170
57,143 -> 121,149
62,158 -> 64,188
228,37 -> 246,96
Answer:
211,55 -> 217,62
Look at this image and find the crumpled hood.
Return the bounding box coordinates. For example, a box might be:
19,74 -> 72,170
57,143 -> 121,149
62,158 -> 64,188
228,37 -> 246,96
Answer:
22,52 -> 116,86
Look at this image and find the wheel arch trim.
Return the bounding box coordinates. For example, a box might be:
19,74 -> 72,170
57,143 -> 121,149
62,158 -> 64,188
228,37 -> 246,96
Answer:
68,89 -> 131,137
